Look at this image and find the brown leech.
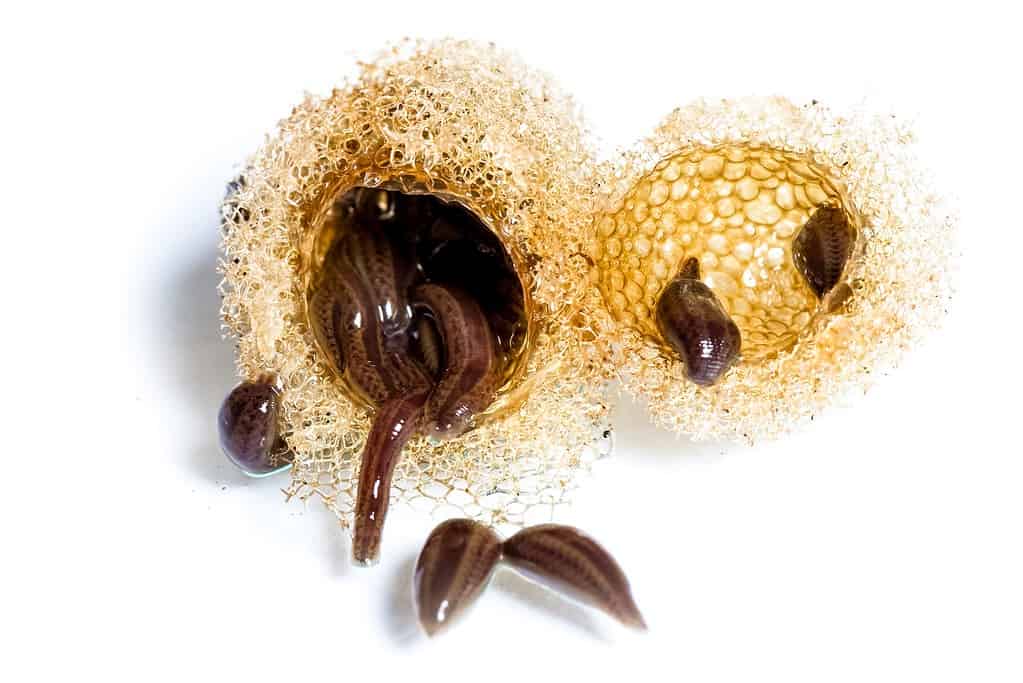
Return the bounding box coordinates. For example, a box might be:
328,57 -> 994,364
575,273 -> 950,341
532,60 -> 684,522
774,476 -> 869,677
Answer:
351,388 -> 432,565
413,519 -> 503,636
655,257 -> 742,386
217,375 -> 294,476
792,205 -> 855,299
308,212 -> 430,402
502,524 -> 646,631
410,312 -> 444,379
413,283 -> 500,439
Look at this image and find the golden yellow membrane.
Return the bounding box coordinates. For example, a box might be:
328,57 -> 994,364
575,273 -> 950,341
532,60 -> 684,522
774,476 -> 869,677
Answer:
220,40 -> 610,530
595,145 -> 858,359
589,97 -> 955,442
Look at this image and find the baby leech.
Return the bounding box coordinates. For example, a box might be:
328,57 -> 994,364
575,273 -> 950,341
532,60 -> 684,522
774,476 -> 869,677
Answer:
655,257 -> 742,386
414,519 -> 645,637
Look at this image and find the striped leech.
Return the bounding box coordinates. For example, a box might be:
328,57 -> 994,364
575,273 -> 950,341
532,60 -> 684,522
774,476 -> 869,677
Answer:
309,189 -> 503,566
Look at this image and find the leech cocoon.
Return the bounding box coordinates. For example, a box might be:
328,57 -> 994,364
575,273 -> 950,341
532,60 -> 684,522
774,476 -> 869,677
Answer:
220,40 -> 609,531
588,97 -> 954,441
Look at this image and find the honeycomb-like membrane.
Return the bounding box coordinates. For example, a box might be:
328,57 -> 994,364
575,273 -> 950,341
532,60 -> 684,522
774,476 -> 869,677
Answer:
594,145 -> 857,359
587,97 -> 955,442
220,40 -> 610,530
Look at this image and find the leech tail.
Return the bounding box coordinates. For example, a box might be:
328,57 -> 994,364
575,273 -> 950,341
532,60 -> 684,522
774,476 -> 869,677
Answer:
352,389 -> 430,566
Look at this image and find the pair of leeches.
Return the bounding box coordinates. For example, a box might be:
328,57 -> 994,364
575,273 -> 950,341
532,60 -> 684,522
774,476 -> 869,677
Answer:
414,520 -> 645,637
655,205 -> 854,386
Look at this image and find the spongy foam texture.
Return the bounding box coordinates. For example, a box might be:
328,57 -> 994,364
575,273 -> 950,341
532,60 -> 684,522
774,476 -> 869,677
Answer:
587,97 -> 956,442
220,40 -> 611,530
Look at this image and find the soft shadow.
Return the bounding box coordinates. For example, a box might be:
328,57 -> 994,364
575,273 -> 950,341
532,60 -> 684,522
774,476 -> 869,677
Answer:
610,390 -> 730,466
160,223 -> 250,485
491,568 -> 612,642
383,551 -> 424,648
324,512 -> 351,579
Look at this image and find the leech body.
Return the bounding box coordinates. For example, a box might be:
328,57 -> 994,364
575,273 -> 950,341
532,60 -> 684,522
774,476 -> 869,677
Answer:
501,524 -> 646,631
792,205 -> 854,299
310,224 -> 430,565
352,389 -> 431,566
655,257 -> 742,387
350,285 -> 498,563
413,519 -> 503,636
413,283 -> 500,439
309,223 -> 431,405
411,311 -> 444,380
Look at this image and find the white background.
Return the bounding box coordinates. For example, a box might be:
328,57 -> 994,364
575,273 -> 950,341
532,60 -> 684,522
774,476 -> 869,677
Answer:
2,1 -> 1021,681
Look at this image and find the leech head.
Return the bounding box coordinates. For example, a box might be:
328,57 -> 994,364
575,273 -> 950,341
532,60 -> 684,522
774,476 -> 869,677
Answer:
429,403 -> 476,440
379,301 -> 416,353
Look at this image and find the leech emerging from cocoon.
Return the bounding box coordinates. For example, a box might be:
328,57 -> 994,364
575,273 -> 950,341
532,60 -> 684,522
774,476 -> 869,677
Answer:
656,257 -> 742,386
308,188 -> 522,565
